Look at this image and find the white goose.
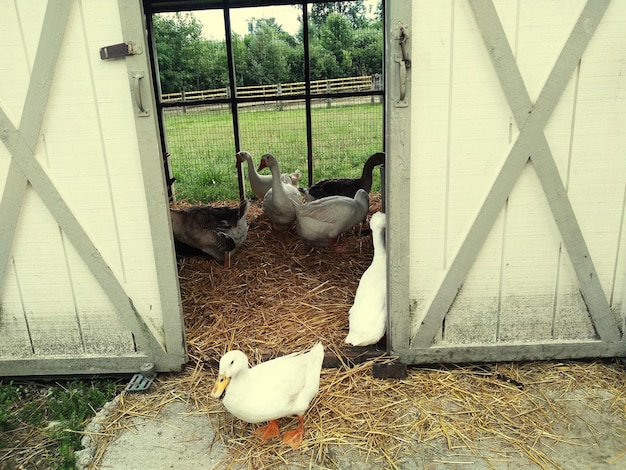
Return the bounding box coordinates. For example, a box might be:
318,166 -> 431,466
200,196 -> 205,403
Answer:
211,343 -> 324,449
292,189 -> 369,251
258,153 -> 303,232
236,150 -> 301,200
345,211 -> 387,346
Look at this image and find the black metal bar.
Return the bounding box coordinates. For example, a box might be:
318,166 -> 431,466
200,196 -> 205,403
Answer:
223,2 -> 245,200
379,0 -> 382,215
150,0 -> 340,14
302,2 -> 314,187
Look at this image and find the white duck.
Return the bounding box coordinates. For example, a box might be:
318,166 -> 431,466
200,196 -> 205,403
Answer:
210,342 -> 324,449
170,199 -> 249,267
292,189 -> 369,251
345,211 -> 387,346
258,153 -> 303,232
236,150 -> 301,200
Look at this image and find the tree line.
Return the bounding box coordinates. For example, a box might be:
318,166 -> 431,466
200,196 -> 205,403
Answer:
153,1 -> 383,95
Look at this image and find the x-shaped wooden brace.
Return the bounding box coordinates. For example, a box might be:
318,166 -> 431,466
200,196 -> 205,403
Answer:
412,0 -> 619,347
0,1 -> 166,360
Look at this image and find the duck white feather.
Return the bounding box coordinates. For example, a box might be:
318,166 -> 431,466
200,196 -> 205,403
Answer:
236,150 -> 301,200
259,153 -> 303,232
345,211 -> 387,346
292,189 -> 369,251
211,342 -> 324,448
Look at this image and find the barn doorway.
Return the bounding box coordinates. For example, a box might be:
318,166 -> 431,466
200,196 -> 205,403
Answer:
144,0 -> 384,203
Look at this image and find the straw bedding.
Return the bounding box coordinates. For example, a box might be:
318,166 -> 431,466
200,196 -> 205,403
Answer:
89,194 -> 626,469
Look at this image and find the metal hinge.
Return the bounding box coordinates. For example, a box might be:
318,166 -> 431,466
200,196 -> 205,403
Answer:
125,362 -> 156,392
100,41 -> 142,60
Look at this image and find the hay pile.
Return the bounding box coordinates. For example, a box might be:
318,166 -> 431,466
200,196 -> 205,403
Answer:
178,195 -> 383,364
88,195 -> 626,469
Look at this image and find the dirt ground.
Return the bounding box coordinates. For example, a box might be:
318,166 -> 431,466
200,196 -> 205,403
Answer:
78,196 -> 626,469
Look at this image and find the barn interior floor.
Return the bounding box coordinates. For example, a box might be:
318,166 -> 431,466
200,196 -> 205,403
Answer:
174,193 -> 386,370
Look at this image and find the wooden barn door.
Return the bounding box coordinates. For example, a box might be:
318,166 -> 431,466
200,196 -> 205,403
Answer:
385,0 -> 626,364
0,0 -> 186,375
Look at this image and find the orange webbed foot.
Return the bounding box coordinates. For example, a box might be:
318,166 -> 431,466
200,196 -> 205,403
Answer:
282,416 -> 305,449
253,420 -> 280,440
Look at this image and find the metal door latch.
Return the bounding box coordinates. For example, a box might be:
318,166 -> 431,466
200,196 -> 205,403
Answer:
125,362 -> 156,392
100,41 -> 142,60
394,26 -> 410,108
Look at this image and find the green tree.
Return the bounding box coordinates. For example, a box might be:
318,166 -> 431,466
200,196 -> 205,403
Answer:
350,27 -> 382,76
151,6 -> 383,92
196,40 -> 229,89
319,13 -> 354,77
308,42 -> 341,80
240,18 -> 299,86
153,13 -> 205,93
310,1 -> 368,29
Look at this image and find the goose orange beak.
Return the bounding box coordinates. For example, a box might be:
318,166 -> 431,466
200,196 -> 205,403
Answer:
211,373 -> 230,399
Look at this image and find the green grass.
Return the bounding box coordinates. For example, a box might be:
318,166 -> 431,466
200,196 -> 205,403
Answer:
0,378 -> 122,469
164,101 -> 384,202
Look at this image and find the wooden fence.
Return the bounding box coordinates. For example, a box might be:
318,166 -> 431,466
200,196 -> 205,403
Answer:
161,75 -> 380,103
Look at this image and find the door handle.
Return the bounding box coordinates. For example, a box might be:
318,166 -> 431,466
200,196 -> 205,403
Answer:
131,71 -> 149,117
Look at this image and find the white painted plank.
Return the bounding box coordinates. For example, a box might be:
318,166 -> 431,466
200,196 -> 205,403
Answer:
553,272 -> 596,340
0,261 -> 34,357
0,1 -> 46,125
410,1 -> 511,321
0,145 -> 9,202
61,237 -> 137,355
499,165 -> 562,341
39,0 -> 124,279
36,0 -> 166,335
442,0 -> 514,340
564,0 -> 626,303
409,1 -> 454,322
10,190 -> 85,355
442,210 -> 506,344
497,0 -> 587,103
81,0 -> 166,331
615,183 -> 626,324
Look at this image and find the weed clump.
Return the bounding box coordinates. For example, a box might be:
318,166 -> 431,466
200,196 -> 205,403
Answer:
0,378 -> 121,469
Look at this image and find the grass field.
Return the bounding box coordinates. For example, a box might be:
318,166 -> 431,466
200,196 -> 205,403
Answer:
164,100 -> 384,202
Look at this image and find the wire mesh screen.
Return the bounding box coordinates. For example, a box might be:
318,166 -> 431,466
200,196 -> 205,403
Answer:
164,104 -> 237,202
154,1 -> 384,203
165,98 -> 382,203
238,101 -> 308,199
310,96 -> 383,187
